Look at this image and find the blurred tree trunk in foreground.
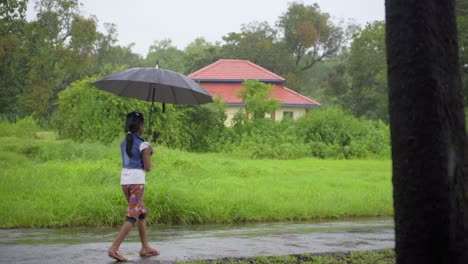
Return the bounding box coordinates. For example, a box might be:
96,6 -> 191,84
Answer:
386,0 -> 468,263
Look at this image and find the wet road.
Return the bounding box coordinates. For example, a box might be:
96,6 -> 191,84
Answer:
0,218 -> 394,263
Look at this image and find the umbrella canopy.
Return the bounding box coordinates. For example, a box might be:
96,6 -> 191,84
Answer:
93,67 -> 213,105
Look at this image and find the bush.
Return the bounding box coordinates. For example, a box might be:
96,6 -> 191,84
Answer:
53,77 -> 150,144
221,108 -> 390,159
0,116 -> 40,139
295,108 -> 390,159
160,98 -> 227,152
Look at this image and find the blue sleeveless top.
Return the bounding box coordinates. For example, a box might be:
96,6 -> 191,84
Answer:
120,134 -> 145,169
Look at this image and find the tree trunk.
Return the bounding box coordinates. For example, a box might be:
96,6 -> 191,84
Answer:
386,0 -> 468,263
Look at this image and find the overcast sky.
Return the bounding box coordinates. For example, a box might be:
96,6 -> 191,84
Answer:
27,0 -> 385,56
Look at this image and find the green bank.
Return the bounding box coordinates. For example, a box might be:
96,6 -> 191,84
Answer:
180,249 -> 396,264
0,132 -> 392,228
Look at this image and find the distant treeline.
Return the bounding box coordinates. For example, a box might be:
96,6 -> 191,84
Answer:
1,0 -> 466,156
6,0 -> 468,123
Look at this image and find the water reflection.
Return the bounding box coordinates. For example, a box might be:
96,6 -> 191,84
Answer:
0,216 -> 393,245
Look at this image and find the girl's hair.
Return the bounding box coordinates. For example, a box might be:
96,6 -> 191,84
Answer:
124,111 -> 144,157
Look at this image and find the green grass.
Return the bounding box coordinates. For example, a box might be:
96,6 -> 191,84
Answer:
0,132 -> 393,228
181,249 -> 396,264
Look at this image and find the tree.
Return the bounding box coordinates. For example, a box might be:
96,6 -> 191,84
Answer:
237,80 -> 280,120
94,23 -> 143,71
0,0 -> 28,35
144,39 -> 185,72
66,15 -> 99,80
69,15 -> 97,56
322,60 -> 352,107
184,37 -> 221,74
386,0 -> 468,263
222,22 -> 276,63
93,22 -> 143,70
349,21 -> 387,121
0,33 -> 26,119
278,2 -> 345,71
0,0 -> 29,119
34,0 -> 80,47
16,0 -> 87,118
17,0 -> 106,118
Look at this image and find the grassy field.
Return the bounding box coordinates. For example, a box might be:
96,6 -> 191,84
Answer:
0,131 -> 393,228
180,250 -> 396,264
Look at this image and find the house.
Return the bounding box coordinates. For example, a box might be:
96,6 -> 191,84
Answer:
188,59 -> 320,125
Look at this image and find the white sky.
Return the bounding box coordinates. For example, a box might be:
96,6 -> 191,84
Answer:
27,0 -> 384,56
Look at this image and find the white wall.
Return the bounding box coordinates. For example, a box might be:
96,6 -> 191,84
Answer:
223,105 -> 308,126
273,107 -> 307,121
225,106 -> 242,126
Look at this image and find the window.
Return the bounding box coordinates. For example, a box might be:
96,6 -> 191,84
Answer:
283,111 -> 293,119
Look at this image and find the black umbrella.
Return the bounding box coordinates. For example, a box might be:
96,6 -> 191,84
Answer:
93,67 -> 213,140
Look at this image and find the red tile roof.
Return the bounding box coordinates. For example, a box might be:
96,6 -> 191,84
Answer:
200,83 -> 243,104
189,59 -> 320,107
189,59 -> 285,82
271,85 -> 321,106
200,83 -> 320,107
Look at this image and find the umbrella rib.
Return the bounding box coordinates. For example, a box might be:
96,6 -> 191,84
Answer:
170,85 -> 177,104
147,83 -> 153,101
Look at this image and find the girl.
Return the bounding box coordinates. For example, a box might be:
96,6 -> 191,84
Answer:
108,111 -> 159,262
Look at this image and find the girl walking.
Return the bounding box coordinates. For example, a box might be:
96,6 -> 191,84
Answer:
108,111 -> 159,262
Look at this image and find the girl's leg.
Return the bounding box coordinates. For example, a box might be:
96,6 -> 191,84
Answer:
113,184 -> 141,249
137,218 -> 160,256
110,185 -> 134,252
108,220 -> 133,261
137,218 -> 149,248
109,221 -> 133,252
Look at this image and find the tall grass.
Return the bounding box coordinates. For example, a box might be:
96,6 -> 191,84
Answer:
0,123 -> 393,228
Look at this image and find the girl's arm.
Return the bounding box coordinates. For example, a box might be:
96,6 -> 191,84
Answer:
141,146 -> 153,172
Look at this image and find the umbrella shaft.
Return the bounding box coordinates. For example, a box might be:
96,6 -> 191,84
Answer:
148,88 -> 155,141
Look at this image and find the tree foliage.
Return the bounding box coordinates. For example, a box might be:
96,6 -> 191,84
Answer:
0,0 -> 28,35
349,21 -> 387,121
184,37 -> 222,74
144,39 -> 185,72
223,22 -> 281,69
0,0 -> 29,119
237,80 -> 280,120
322,58 -> 352,106
278,2 -> 345,71
34,0 -> 80,46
